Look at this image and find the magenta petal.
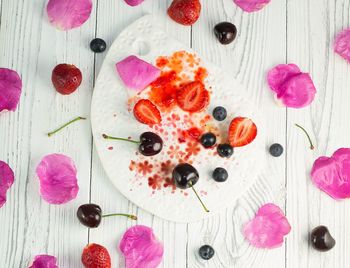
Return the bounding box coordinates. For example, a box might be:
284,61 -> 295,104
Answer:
243,203 -> 291,249
47,0 -> 92,31
29,255 -> 58,268
233,0 -> 271,12
36,154 -> 79,204
116,56 -> 160,92
334,28 -> 350,63
0,161 -> 15,208
311,148 -> 350,200
267,64 -> 316,108
267,64 -> 300,94
0,68 -> 22,112
119,225 -> 164,268
125,0 -> 144,6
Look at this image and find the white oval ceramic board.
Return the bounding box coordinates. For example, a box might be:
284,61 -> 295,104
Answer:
91,15 -> 265,223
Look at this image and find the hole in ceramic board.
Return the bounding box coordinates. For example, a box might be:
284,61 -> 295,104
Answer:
132,40 -> 151,56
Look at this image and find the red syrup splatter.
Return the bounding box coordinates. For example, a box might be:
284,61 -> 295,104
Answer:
108,146 -> 113,150
127,51 -> 220,192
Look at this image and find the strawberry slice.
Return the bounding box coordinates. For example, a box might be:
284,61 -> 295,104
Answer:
133,99 -> 162,125
176,81 -> 209,112
167,0 -> 201,26
228,117 -> 257,147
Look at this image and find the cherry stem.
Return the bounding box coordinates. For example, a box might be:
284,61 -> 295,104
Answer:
102,213 -> 138,220
295,123 -> 315,150
189,182 -> 209,213
102,134 -> 140,144
47,116 -> 86,137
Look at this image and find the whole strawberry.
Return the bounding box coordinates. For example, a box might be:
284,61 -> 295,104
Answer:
167,0 -> 201,26
51,64 -> 82,95
81,243 -> 111,268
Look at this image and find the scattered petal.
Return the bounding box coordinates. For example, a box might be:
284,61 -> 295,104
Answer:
243,203 -> 291,248
120,225 -> 164,268
116,56 -> 160,92
0,68 -> 22,112
36,154 -> 79,204
0,161 -> 15,208
47,0 -> 93,31
334,28 -> 350,63
311,148 -> 350,200
267,64 -> 316,108
125,0 -> 144,6
29,255 -> 58,268
233,0 -> 271,12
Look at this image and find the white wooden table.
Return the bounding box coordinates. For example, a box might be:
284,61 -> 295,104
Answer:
1,0 -> 350,267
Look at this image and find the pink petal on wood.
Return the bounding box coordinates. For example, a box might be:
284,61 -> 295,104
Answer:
311,148 -> 350,200
243,203 -> 291,249
125,0 -> 145,6
29,255 -> 58,268
334,28 -> 350,63
36,153 -> 79,204
47,0 -> 93,31
0,68 -> 22,112
233,0 -> 271,12
0,161 -> 15,208
120,225 -> 164,268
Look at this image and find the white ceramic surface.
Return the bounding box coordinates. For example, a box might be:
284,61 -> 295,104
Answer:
91,15 -> 265,222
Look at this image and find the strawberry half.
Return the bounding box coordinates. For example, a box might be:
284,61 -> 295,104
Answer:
228,117 -> 257,147
133,99 -> 162,125
51,64 -> 82,95
81,243 -> 111,268
167,0 -> 201,26
176,81 -> 209,112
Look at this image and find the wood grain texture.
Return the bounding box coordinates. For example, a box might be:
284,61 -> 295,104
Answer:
2,0 -> 350,267
286,1 -> 350,268
187,0 -> 287,267
0,0 -> 96,266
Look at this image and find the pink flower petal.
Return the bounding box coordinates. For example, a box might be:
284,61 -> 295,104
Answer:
233,0 -> 271,12
243,203 -> 291,249
36,154 -> 79,204
334,28 -> 350,63
47,0 -> 93,31
125,0 -> 144,6
311,148 -> 350,200
29,255 -> 58,268
119,225 -> 164,268
0,68 -> 22,112
116,56 -> 160,92
267,64 -> 316,108
0,161 -> 15,208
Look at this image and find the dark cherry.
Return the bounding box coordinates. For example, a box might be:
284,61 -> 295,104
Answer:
172,163 -> 209,212
173,163 -> 199,189
214,22 -> 237,45
310,226 -> 336,252
77,204 -> 102,228
139,132 -> 163,156
102,132 -> 163,156
200,133 -> 216,148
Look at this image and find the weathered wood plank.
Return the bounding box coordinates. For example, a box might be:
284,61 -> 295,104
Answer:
187,0 -> 287,267
286,0 -> 350,267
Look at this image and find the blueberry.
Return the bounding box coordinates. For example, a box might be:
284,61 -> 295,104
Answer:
199,245 -> 215,260
212,167 -> 228,182
90,38 -> 107,53
217,144 -> 234,158
269,143 -> 283,157
200,133 -> 216,148
212,106 -> 227,121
